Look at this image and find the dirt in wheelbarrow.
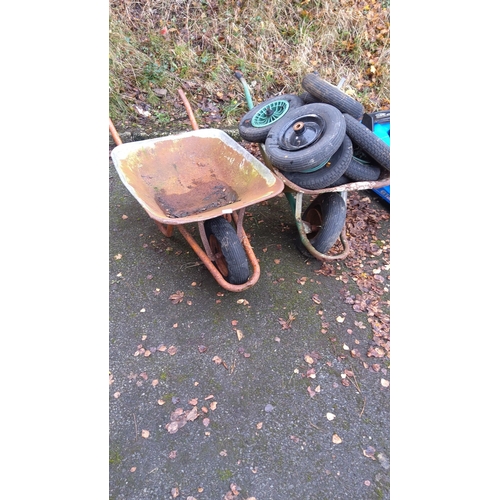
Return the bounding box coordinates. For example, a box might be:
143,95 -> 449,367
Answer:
154,179 -> 239,218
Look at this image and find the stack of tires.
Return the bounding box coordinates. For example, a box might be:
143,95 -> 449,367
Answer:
237,72 -> 390,256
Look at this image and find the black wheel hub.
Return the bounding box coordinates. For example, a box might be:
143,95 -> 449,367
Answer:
277,114 -> 325,151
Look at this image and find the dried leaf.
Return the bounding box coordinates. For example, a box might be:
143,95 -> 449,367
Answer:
198,345 -> 208,353
304,354 -> 315,365
326,412 -> 335,421
332,433 -> 342,444
169,291 -> 184,304
212,355 -> 222,364
236,329 -> 244,340
171,487 -> 179,498
186,406 -> 199,421
381,378 -> 390,387
307,386 -> 316,398
203,417 -> 210,426
167,345 -> 177,356
363,445 -> 376,460
312,294 -> 321,304
256,422 -> 263,429
141,429 -> 150,438
209,401 -> 217,410
188,398 -> 198,405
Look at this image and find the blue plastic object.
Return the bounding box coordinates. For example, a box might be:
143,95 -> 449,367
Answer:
362,112 -> 390,204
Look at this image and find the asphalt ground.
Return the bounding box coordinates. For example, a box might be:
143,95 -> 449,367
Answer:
108,134 -> 391,500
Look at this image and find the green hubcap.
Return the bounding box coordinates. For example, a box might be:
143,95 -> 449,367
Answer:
251,100 -> 290,127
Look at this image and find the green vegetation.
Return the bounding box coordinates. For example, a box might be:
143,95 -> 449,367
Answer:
109,0 -> 390,129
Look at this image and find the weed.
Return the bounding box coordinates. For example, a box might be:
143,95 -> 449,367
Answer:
109,0 -> 390,125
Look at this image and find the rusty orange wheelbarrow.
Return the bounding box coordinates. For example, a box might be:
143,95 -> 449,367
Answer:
109,89 -> 284,292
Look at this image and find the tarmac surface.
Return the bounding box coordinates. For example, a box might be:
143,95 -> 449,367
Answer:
109,134 -> 390,500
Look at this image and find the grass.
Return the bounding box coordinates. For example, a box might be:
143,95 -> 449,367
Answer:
109,0 -> 390,129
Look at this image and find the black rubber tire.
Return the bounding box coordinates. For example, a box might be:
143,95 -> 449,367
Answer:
298,91 -> 321,104
301,72 -> 365,120
265,102 -> 346,172
344,157 -> 381,182
298,192 -> 347,255
280,135 -> 353,190
343,113 -> 390,170
238,94 -> 304,143
327,174 -> 351,187
204,217 -> 250,285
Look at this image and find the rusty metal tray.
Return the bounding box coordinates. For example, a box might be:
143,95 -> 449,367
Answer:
110,128 -> 284,225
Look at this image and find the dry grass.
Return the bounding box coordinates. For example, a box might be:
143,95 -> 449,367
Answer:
109,0 -> 390,129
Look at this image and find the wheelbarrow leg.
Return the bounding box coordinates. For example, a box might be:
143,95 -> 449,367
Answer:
154,221 -> 174,238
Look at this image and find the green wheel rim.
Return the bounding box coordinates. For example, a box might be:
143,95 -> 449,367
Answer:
251,100 -> 290,128
301,158 -> 330,173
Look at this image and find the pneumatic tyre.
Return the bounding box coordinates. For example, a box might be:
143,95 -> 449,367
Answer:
281,135 -> 353,190
343,113 -> 390,170
344,157 -> 381,182
238,94 -> 304,143
204,217 -> 250,285
265,102 -> 346,172
297,192 -> 347,256
301,72 -> 365,120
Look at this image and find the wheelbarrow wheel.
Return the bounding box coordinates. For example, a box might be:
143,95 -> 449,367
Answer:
344,156 -> 381,182
297,192 -> 347,256
281,135 -> 353,190
265,102 -> 346,172
238,94 -> 304,143
204,217 -> 250,285
343,113 -> 390,170
301,72 -> 365,120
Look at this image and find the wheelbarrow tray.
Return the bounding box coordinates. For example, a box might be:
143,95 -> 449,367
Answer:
111,128 -> 284,225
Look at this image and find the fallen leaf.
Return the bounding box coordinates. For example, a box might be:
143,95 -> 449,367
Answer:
326,412 -> 335,421
157,345 -> 167,352
307,386 -> 316,398
363,445 -> 376,460
256,422 -> 263,429
219,449 -> 228,456
167,345 -> 177,355
203,418 -> 210,426
169,291 -> 184,304
332,433 -> 342,444
212,356 -> 222,364
209,401 -> 217,410
130,467 -> 136,472
188,398 -> 198,405
141,429 -> 150,438
114,254 -> 122,260
171,487 -> 179,498
304,354 -> 315,365
198,345 -> 208,353
381,378 -> 390,387
336,315 -> 345,323
236,329 -> 244,340
158,399 -> 166,405
312,294 -> 321,304
185,406 -> 199,421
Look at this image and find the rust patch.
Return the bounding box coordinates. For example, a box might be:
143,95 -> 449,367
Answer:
154,179 -> 239,218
